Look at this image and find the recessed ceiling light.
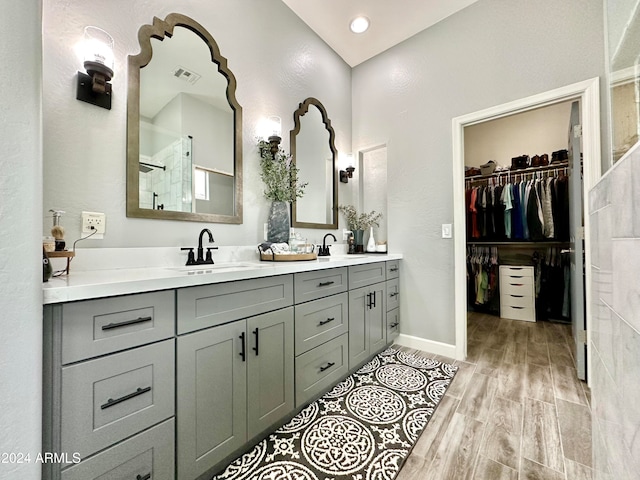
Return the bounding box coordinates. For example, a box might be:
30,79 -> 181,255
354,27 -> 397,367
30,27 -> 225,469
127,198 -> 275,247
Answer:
349,16 -> 370,34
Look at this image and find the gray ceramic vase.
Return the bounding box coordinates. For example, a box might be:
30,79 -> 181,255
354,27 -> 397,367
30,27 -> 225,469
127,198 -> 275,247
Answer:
267,201 -> 290,243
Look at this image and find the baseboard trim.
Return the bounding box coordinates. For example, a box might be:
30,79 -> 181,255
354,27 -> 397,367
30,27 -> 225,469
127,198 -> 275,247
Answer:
394,334 -> 457,359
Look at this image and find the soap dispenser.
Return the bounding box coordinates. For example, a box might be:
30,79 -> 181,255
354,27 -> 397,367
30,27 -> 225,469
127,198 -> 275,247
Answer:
50,209 -> 66,251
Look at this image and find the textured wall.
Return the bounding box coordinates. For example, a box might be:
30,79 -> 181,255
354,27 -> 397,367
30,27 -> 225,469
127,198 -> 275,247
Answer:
0,2 -> 43,480
589,144 -> 640,479
352,0 -> 606,345
42,0 -> 353,248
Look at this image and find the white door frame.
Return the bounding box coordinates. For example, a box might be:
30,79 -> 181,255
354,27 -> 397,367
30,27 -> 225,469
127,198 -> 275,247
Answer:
451,78 -> 601,383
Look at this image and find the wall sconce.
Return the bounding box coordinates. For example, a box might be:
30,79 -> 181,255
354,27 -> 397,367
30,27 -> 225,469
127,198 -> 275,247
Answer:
265,116 -> 282,155
340,153 -> 356,183
76,26 -> 114,110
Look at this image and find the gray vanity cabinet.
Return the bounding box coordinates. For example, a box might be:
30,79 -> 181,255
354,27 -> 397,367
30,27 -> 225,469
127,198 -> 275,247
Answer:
386,260 -> 401,342
348,282 -> 386,369
176,282 -> 295,480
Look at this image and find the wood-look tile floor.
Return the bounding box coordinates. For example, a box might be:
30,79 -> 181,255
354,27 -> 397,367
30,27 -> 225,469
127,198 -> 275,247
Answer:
396,312 -> 592,480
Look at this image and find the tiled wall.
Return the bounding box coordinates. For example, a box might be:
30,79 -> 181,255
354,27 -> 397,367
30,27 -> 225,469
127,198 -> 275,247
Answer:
589,143 -> 640,480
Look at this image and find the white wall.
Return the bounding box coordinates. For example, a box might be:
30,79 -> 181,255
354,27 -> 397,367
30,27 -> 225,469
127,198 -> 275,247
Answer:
0,1 -> 43,479
352,0 -> 606,345
464,101 -> 573,168
42,0 -> 353,249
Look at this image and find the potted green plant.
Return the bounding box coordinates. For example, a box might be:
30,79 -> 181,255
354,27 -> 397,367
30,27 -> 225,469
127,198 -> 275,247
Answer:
258,139 -> 307,242
338,205 -> 382,253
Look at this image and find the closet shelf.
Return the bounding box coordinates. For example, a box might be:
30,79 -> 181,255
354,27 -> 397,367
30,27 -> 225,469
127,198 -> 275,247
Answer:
465,161 -> 569,181
467,241 -> 570,247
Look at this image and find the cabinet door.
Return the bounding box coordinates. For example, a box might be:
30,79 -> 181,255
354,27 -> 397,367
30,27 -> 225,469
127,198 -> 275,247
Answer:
348,286 -> 370,370
177,321 -> 247,480
369,283 -> 387,355
247,307 -> 294,439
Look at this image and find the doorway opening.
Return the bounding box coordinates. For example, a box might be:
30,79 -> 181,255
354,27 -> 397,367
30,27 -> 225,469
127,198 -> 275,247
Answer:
452,78 -> 601,383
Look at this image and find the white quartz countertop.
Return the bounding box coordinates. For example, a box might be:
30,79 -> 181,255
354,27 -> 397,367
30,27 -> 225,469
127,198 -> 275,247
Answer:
43,251 -> 402,304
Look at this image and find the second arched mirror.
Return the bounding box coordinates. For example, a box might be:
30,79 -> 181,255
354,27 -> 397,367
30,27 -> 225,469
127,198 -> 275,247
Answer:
291,98 -> 338,229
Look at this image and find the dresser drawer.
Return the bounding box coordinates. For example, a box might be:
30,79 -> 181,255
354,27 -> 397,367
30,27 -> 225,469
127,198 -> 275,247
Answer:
500,280 -> 534,295
386,278 -> 400,312
387,308 -> 400,343
386,260 -> 400,279
500,265 -> 534,277
61,291 -> 175,364
501,294 -> 534,309
61,419 -> 174,480
61,339 -> 175,459
177,275 -> 293,334
500,304 -> 535,322
294,267 -> 347,304
295,293 -> 348,355
295,333 -> 348,407
348,262 -> 386,290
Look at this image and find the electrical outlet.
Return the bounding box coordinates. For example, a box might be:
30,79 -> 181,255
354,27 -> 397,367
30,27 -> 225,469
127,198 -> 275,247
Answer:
442,223 -> 452,239
82,211 -> 106,237
342,229 -> 352,241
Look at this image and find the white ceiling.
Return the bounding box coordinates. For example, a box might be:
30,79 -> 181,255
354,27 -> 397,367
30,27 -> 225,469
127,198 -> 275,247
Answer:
281,0 -> 480,67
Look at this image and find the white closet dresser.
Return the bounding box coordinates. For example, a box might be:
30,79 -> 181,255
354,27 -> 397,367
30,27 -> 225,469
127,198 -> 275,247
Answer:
499,265 -> 536,322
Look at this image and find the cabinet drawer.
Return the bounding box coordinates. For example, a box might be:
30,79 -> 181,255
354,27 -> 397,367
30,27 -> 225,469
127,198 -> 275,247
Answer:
348,262 -> 386,290
386,278 -> 400,312
387,308 -> 400,343
61,339 -> 175,459
295,333 -> 348,407
386,260 -> 400,279
500,279 -> 534,296
61,419 -> 174,480
501,293 -> 534,309
61,291 -> 175,364
177,275 -> 293,334
500,304 -> 535,322
294,267 -> 347,304
294,293 -> 348,355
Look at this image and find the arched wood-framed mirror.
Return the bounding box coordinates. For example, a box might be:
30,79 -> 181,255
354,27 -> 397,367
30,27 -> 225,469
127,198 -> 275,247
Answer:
290,97 -> 338,229
126,13 -> 243,223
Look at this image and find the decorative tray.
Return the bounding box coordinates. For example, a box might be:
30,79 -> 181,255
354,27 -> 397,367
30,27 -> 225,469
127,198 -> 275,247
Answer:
259,252 -> 317,262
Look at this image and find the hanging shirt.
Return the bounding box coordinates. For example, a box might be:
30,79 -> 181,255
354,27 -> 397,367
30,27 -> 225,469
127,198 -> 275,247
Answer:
527,181 -> 544,241
470,188 -> 480,238
501,183 -> 513,238
521,181 -> 530,240
542,177 -> 555,238
512,181 -> 523,239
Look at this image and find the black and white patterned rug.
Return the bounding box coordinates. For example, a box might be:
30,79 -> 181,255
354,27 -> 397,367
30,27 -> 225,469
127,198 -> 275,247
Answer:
212,347 -> 458,480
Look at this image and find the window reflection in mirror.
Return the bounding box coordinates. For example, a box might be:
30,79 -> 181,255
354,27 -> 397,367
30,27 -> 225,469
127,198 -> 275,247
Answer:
606,2 -> 640,163
126,13 -> 242,224
291,98 -> 338,229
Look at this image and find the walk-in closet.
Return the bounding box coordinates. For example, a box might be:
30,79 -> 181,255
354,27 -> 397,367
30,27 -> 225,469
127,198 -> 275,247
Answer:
463,100 -> 585,363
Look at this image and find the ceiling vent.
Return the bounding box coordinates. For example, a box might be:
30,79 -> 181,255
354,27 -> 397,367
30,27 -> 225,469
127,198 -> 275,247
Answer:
172,66 -> 201,85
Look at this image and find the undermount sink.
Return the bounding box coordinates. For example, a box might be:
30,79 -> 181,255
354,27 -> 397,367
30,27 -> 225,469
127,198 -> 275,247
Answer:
167,262 -> 262,275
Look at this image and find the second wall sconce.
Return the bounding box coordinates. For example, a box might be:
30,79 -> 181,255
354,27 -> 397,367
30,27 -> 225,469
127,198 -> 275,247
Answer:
340,153 -> 356,183
76,26 -> 114,110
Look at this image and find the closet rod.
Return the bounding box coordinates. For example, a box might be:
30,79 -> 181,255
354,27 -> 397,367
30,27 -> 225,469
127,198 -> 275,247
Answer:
465,160 -> 569,181
467,241 -> 570,247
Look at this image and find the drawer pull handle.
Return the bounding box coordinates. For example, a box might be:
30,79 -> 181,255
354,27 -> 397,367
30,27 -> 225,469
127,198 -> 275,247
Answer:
510,294 -> 524,298
510,306 -> 525,310
389,322 -> 399,328
319,317 -> 335,326
390,267 -> 399,272
509,283 -> 524,287
509,275 -> 524,279
101,386 -> 151,410
136,474 -> 151,480
318,281 -> 335,287
239,332 -> 246,361
252,328 -> 259,356
319,362 -> 335,372
102,316 -> 152,331
509,267 -> 523,270
390,292 -> 399,298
